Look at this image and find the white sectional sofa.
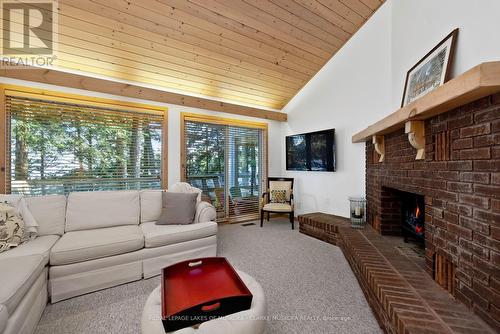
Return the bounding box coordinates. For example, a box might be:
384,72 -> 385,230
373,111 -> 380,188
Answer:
0,188 -> 217,334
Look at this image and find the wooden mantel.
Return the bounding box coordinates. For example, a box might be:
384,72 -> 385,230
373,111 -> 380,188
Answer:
352,61 -> 500,143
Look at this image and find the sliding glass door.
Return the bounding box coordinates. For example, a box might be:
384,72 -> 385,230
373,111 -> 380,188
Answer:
184,121 -> 227,220
182,114 -> 267,222
227,126 -> 263,219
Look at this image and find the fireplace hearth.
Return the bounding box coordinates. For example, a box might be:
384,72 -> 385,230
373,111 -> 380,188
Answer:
298,213 -> 495,333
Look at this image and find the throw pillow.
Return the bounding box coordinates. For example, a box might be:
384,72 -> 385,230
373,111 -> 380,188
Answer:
0,202 -> 27,253
18,198 -> 38,238
156,192 -> 198,225
0,196 -> 39,237
270,190 -> 287,203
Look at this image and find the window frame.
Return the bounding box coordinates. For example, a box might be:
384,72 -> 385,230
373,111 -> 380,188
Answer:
0,84 -> 168,194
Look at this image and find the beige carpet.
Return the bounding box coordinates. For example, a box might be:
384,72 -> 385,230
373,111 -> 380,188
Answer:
36,219 -> 381,334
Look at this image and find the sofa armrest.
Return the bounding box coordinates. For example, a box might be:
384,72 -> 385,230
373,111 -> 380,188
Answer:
195,201 -> 217,223
0,304 -> 7,333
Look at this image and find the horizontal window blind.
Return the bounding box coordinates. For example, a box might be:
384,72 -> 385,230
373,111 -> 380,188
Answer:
6,95 -> 164,195
184,118 -> 267,222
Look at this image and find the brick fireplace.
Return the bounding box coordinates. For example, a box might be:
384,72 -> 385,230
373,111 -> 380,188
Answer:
366,93 -> 500,328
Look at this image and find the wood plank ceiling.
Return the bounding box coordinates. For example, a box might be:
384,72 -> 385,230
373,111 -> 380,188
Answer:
33,0 -> 384,110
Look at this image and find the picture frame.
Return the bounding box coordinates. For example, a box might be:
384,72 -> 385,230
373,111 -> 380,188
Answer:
401,28 -> 458,107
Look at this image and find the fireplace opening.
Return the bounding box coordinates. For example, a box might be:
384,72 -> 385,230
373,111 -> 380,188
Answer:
379,187 -> 426,268
379,187 -> 425,244
401,192 -> 425,244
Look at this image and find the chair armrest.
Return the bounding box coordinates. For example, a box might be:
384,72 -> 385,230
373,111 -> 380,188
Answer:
260,191 -> 269,209
195,201 -> 217,223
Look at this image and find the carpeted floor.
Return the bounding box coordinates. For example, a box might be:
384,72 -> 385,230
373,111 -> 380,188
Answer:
36,219 -> 381,334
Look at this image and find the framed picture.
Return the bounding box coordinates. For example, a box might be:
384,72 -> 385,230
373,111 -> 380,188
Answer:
401,28 -> 458,107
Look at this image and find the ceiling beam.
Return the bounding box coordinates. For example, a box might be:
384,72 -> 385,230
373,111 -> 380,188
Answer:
0,67 -> 287,122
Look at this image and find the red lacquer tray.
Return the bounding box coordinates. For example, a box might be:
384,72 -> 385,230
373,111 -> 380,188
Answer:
161,257 -> 253,332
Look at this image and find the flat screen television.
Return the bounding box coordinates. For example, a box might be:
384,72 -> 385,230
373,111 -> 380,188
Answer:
286,129 -> 336,172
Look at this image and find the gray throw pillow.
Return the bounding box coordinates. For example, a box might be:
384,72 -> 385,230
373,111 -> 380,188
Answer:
156,192 -> 198,225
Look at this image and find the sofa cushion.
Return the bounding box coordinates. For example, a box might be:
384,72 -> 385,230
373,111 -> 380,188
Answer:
65,191 -> 140,232
169,182 -> 202,202
50,225 -> 144,265
18,198 -> 39,238
0,255 -> 45,314
263,203 -> 293,212
3,267 -> 47,334
0,195 -> 22,207
0,235 -> 59,265
0,304 -> 7,333
195,201 -> 217,223
25,195 -> 66,236
140,190 -> 163,223
140,221 -> 217,248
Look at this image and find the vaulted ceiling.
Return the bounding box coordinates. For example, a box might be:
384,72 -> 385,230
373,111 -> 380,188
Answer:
52,0 -> 384,110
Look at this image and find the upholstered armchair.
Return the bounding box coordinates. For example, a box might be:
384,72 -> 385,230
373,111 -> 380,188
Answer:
260,177 -> 294,229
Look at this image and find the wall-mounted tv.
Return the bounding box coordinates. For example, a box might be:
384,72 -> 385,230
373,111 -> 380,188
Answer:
286,129 -> 336,172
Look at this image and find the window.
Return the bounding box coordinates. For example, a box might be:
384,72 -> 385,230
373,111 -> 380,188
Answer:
2,86 -> 167,195
181,113 -> 267,222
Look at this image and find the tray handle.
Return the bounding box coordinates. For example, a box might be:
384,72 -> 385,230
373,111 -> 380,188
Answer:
188,260 -> 203,267
201,301 -> 221,312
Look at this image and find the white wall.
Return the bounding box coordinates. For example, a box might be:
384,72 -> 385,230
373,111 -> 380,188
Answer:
281,2 -> 392,217
282,0 -> 500,217
0,77 -> 283,187
391,0 -> 500,109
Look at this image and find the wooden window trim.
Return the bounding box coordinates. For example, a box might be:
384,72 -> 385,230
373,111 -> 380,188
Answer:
1,67 -> 287,121
182,112 -> 270,130
0,84 -> 168,193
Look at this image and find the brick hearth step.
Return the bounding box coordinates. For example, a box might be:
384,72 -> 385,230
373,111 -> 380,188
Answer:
298,213 -> 495,334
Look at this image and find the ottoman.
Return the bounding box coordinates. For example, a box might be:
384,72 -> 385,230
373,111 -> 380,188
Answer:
141,270 -> 267,334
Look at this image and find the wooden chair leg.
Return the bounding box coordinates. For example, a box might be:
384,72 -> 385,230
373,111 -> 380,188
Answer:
260,210 -> 264,227
267,212 -> 270,221
290,212 -> 294,230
